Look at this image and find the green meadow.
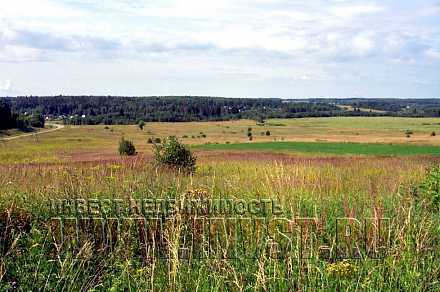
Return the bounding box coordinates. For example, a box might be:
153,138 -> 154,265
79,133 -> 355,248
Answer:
0,117 -> 439,290
196,141 -> 440,156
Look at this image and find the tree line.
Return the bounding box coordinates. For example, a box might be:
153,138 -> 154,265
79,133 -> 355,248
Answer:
0,99 -> 44,130
2,96 -> 439,129
3,96 -> 382,126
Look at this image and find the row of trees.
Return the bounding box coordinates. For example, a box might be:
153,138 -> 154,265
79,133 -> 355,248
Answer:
4,96 -> 440,127
5,96 -> 350,125
310,98 -> 440,117
0,99 -> 45,130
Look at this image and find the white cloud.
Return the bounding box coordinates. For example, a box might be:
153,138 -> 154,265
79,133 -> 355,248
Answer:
0,0 -> 438,97
1,0 -> 84,18
330,4 -> 385,18
0,45 -> 42,62
0,79 -> 11,91
426,49 -> 440,60
351,33 -> 375,56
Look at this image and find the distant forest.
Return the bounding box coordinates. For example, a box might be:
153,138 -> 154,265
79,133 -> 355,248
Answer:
1,96 -> 440,128
0,99 -> 44,130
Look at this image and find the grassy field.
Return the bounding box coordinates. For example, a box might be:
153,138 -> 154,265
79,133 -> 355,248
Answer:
0,117 -> 439,163
197,141 -> 440,156
0,117 -> 439,290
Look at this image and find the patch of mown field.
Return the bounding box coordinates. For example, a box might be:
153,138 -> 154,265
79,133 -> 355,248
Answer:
196,141 -> 440,156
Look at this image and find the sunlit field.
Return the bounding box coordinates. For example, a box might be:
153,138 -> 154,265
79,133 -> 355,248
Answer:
1,117 -> 439,290
1,117 -> 440,163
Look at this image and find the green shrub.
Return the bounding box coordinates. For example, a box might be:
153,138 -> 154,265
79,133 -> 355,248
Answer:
420,166 -> 440,210
118,137 -> 136,156
147,137 -> 153,143
154,137 -> 161,144
405,129 -> 413,135
153,136 -> 196,173
265,130 -> 271,136
138,120 -> 145,130
431,131 -> 436,136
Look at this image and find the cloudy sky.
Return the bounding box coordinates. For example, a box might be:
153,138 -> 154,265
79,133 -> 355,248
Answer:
1,0 -> 439,98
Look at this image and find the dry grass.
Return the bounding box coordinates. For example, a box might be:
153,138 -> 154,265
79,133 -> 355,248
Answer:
1,117 -> 440,164
0,117 -> 439,290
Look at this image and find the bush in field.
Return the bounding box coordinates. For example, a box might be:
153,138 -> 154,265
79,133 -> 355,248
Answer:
138,120 -> 145,130
147,137 -> 153,143
154,137 -> 161,143
118,137 -> 136,156
265,130 -> 271,136
431,131 -> 436,136
420,166 -> 440,210
153,136 -> 196,173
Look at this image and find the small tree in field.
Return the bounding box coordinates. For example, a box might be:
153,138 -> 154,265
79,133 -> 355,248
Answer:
153,136 -> 196,173
118,137 -> 136,156
138,120 -> 145,130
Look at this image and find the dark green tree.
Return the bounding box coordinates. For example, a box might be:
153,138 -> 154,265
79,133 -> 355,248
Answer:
153,136 -> 196,173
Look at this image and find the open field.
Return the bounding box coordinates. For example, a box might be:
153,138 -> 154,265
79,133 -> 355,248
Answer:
1,117 -> 440,164
1,117 -> 439,290
197,141 -> 440,156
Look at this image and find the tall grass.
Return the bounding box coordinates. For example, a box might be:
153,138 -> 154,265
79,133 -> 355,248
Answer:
0,156 -> 438,290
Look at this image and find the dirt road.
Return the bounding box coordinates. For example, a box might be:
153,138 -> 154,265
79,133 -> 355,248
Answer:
0,123 -> 64,141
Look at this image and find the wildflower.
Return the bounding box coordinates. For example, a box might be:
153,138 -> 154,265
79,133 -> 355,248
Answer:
186,188 -> 208,199
10,278 -> 18,289
326,260 -> 358,278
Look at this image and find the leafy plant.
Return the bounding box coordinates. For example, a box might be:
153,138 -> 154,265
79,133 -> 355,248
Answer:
118,137 -> 136,156
420,165 -> 440,210
153,136 -> 196,173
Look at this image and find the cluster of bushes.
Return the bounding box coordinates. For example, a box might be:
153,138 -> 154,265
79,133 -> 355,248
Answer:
118,136 -> 196,173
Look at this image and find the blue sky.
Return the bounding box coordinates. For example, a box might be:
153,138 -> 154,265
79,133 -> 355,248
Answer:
0,0 -> 439,98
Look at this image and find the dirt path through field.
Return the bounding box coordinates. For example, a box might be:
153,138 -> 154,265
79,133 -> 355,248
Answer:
0,123 -> 64,141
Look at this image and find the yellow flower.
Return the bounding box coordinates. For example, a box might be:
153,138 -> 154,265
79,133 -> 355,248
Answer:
326,260 -> 358,278
186,188 -> 208,199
